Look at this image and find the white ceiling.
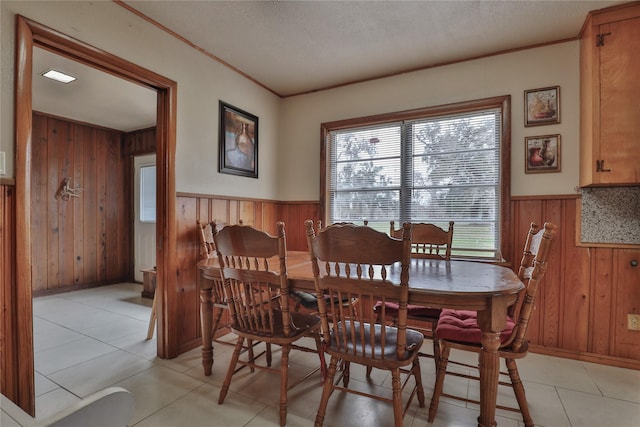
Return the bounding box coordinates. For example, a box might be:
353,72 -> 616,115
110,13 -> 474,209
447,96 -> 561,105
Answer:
32,0 -> 624,131
33,47 -> 157,132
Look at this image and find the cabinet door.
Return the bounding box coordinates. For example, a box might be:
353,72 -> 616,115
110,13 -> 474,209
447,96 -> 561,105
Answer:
613,249 -> 640,360
598,17 -> 640,185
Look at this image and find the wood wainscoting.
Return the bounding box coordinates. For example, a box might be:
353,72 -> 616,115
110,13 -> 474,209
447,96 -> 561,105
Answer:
511,195 -> 640,369
172,192 -> 639,368
1,188 -> 638,404
173,193 -> 320,354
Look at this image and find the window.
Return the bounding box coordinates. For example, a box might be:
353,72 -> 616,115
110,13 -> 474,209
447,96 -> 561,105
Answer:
140,165 -> 156,223
321,96 -> 510,261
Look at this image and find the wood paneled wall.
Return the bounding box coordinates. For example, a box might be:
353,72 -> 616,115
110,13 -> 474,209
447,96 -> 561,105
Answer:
511,196 -> 640,368
2,184 -> 638,395
124,126 -> 157,156
173,193 -> 319,354
171,193 -> 639,368
30,113 -> 133,294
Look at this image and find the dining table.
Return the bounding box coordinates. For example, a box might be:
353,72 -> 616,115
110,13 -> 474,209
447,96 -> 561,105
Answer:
197,251 -> 524,427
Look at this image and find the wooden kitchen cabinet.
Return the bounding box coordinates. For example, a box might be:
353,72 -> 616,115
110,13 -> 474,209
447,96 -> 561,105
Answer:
580,3 -> 640,187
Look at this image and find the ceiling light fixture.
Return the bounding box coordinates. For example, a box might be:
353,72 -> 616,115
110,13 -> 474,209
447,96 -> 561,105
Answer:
41,69 -> 76,84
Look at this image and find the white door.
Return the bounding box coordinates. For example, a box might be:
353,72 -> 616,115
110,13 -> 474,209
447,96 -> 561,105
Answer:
134,154 -> 156,282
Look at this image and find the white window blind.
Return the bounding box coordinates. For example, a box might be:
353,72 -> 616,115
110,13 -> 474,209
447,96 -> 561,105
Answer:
328,107 -> 502,260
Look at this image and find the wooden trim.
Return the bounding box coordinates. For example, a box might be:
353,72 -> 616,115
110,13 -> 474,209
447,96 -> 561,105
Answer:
13,15 -> 35,416
0,178 -> 16,186
9,15 -> 177,414
1,186 -> 17,403
320,95 -> 513,260
115,0 -> 582,98
177,191 -> 279,204
529,344 -> 640,371
588,1 -> 640,27
177,191 -> 319,206
321,95 -> 511,130
113,0 -> 279,97
512,194 -> 581,201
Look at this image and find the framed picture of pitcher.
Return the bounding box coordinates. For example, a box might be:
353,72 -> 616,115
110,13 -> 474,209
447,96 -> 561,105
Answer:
524,86 -> 560,127
218,101 -> 258,178
525,134 -> 561,174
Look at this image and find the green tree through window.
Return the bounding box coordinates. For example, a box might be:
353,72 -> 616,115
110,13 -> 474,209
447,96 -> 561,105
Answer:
323,96 -> 510,261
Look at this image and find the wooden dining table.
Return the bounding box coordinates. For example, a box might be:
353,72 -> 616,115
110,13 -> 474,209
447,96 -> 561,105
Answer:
198,251 -> 524,427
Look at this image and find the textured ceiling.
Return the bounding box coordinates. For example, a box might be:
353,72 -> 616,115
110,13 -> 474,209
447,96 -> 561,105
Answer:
33,0 -> 624,131
121,0 -> 623,96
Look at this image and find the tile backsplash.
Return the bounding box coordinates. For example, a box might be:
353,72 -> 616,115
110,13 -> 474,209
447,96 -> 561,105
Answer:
581,187 -> 640,245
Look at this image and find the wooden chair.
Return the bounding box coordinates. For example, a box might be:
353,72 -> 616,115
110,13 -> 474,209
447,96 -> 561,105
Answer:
428,221 -> 558,427
289,220 -> 361,317
372,221 -> 454,361
305,220 -> 425,427
197,219 -> 275,373
215,222 -> 324,427
196,219 -> 230,344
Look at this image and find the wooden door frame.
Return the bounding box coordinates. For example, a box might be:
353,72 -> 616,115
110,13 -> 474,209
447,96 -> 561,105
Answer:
12,15 -> 177,415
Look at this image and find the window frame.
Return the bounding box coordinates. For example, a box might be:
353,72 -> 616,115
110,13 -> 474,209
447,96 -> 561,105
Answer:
320,95 -> 512,262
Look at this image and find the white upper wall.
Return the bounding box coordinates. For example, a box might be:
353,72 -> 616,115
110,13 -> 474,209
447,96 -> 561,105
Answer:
2,1 -> 581,200
279,42 -> 581,199
0,1 -> 282,200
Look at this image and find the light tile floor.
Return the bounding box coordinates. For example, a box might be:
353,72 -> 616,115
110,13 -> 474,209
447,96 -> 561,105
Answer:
5,283 -> 640,426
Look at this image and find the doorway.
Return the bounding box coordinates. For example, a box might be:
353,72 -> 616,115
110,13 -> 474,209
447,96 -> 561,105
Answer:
134,154 -> 157,281
11,15 -> 177,415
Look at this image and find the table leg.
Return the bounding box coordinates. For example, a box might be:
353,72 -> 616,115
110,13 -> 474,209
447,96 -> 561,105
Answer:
200,286 -> 213,376
478,330 -> 501,427
476,298 -> 510,427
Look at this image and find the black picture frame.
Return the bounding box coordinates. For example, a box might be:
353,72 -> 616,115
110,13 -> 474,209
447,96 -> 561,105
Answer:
218,101 -> 258,178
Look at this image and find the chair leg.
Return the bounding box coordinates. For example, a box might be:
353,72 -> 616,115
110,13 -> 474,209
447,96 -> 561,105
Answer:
341,361 -> 351,387
315,356 -> 339,427
266,342 -> 272,367
432,333 -> 441,366
247,339 -> 256,372
279,344 -> 291,427
146,292 -> 157,340
412,358 -> 426,408
391,368 -> 403,427
313,331 -> 327,380
210,306 -> 224,338
506,358 -> 534,427
366,310 -> 384,378
428,342 -> 451,422
218,336 -> 244,405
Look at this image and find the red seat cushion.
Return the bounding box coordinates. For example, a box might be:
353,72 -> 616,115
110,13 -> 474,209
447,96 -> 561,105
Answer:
373,301 -> 441,319
435,309 -> 515,345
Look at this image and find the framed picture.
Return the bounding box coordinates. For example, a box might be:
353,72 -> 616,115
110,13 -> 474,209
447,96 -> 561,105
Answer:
219,101 -> 258,178
524,86 -> 560,127
525,134 -> 561,174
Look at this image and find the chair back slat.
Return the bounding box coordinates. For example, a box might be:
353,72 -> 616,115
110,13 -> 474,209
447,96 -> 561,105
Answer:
214,223 -> 292,338
305,220 -> 414,361
390,221 -> 454,260
506,222 -> 557,352
197,220 -> 217,260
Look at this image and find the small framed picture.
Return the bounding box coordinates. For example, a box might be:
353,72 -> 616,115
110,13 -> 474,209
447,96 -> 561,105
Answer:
524,86 -> 560,127
219,101 -> 258,178
525,134 -> 561,174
